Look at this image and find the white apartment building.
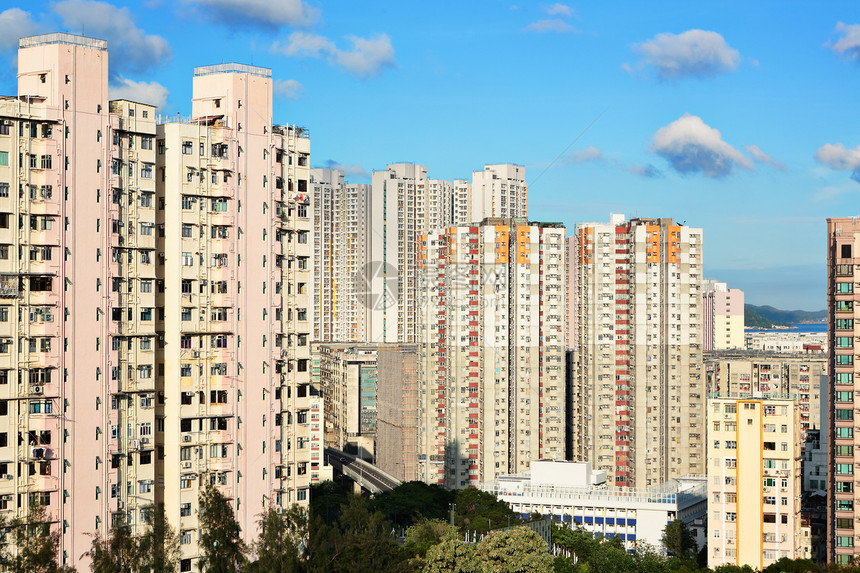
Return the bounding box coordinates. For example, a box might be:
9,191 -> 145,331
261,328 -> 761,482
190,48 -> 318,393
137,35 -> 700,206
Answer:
570,214 -> 705,487
310,168 -> 370,342
418,219 -> 565,488
707,397 -> 809,569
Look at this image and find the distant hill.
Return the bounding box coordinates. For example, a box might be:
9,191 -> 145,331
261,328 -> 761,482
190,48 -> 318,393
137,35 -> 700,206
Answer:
745,307 -> 789,329
745,304 -> 826,326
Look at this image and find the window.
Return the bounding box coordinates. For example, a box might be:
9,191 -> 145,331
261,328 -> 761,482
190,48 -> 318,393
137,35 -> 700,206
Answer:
181,308 -> 192,321
842,244 -> 852,258
836,409 -> 854,421
141,164 -> 153,179
181,141 -> 193,155
181,224 -> 193,238
837,463 -> 854,475
182,252 -> 193,266
837,427 -> 854,439
837,354 -> 854,366
0,151 -> 8,166
141,136 -> 153,150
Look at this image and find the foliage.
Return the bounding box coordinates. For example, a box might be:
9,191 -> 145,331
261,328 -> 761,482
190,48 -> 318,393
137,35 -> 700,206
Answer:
245,505 -> 308,573
309,481 -> 350,527
0,503 -> 76,573
198,485 -> 247,572
452,488 -> 516,534
370,482 -> 455,529
422,537 -> 482,573
661,520 -> 696,558
403,519 -> 455,558
139,503 -> 180,573
477,527 -> 553,572
84,524 -> 140,573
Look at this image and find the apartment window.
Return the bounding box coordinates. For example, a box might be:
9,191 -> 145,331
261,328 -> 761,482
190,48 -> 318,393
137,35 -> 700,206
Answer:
836,409 -> 854,421
181,252 -> 193,266
210,390 -> 227,404
141,164 -> 153,179
837,463 -> 854,475
141,136 -> 153,150
0,152 -> 7,166
181,141 -> 193,155
837,427 -> 854,439
211,335 -> 227,348
181,224 -> 193,238
181,308 -> 192,321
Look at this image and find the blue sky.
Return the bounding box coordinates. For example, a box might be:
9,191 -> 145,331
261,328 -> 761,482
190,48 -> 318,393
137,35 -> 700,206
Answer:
1,1 -> 859,310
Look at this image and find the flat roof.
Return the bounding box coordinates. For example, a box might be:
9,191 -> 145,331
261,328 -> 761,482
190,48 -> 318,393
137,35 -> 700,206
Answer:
20,33 -> 107,51
194,63 -> 271,78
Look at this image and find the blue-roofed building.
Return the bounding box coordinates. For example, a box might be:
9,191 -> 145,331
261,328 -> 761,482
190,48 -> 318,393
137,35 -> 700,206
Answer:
480,459 -> 707,553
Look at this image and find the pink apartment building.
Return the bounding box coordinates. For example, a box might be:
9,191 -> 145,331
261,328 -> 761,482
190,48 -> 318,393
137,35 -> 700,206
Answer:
0,33 -> 323,572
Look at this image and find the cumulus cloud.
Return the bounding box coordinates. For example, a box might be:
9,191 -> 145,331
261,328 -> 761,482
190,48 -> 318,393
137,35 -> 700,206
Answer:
52,0 -> 171,74
272,32 -> 395,78
569,145 -> 604,163
745,144 -> 787,172
814,143 -> 860,182
545,3 -> 572,17
652,114 -> 752,178
273,79 -> 304,100
188,0 -> 319,28
631,29 -> 740,80
832,22 -> 860,62
628,164 -> 663,178
0,8 -> 35,51
525,19 -> 575,33
109,77 -> 169,110
325,160 -> 369,179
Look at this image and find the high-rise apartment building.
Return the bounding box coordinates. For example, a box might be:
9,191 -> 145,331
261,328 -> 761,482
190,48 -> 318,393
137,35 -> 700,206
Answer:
367,163 -> 527,343
707,397 -> 808,569
157,62 -> 323,569
826,217 -> 860,565
705,351 -> 825,433
703,280 -> 745,350
0,33 -> 160,568
570,214 -> 704,487
418,218 -> 565,487
0,33 -> 323,571
310,168 -> 370,342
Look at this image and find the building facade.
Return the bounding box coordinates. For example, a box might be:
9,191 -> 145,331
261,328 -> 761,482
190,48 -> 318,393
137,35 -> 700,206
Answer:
703,280 -> 745,351
310,168 -> 370,342
826,217 -> 860,565
707,397 -> 808,569
418,218 -> 565,488
482,460 -> 707,553
157,62 -> 325,569
705,351 -> 826,433
570,214 -> 705,487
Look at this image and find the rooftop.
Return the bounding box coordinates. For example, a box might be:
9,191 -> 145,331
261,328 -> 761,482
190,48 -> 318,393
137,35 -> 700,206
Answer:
20,33 -> 107,51
194,63 -> 271,78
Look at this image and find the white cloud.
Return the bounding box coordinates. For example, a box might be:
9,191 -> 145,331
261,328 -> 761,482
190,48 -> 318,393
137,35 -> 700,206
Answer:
632,29 -> 740,80
628,163 -> 663,178
0,8 -> 35,51
272,32 -> 395,78
569,146 -> 603,163
652,114 -> 752,178
109,77 -> 169,110
814,142 -> 860,182
273,79 -> 304,100
52,0 -> 171,74
545,3 -> 572,17
325,160 -> 369,179
833,22 -> 860,62
189,0 -> 319,28
525,18 -> 575,33
745,144 -> 787,172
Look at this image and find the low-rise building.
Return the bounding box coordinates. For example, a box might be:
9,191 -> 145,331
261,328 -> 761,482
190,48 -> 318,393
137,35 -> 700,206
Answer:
480,459 -> 707,552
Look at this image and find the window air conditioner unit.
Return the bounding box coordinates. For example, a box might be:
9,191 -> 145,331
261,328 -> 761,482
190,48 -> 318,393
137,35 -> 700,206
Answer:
117,501 -> 124,509
182,461 -> 192,469
131,440 -> 140,450
140,438 -> 150,444
183,435 -> 192,442
2,475 -> 12,480
33,386 -> 43,395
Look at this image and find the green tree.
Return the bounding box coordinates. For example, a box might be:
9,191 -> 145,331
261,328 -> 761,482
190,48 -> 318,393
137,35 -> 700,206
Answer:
369,482 -> 455,529
453,488 -> 515,534
84,524 -> 141,573
335,496 -> 406,573
661,520 -> 696,558
762,558 -> 819,573
422,537 -> 481,573
246,505 -> 308,573
138,503 -> 179,573
477,527 -> 553,573
198,485 -> 246,572
1,503 -> 76,573
403,518 -> 455,558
